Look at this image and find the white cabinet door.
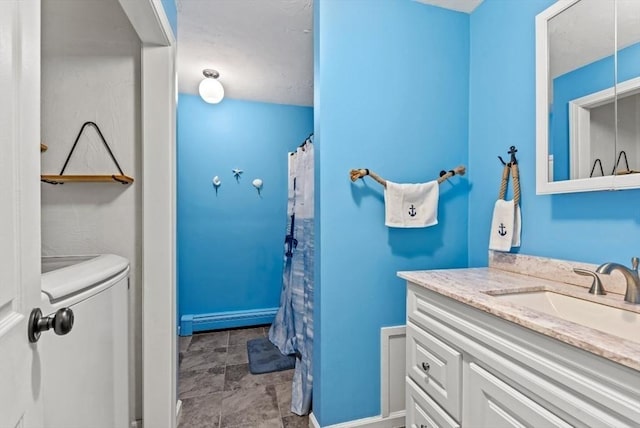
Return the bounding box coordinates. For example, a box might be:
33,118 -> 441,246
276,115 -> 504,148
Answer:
0,1 -> 43,427
465,362 -> 572,428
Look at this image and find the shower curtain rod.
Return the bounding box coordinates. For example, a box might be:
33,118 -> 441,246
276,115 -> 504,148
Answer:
349,165 -> 466,188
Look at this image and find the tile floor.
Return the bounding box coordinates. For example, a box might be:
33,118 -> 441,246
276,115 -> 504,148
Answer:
178,325 -> 310,428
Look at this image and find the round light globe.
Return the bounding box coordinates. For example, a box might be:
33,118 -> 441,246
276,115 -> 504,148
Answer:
199,78 -> 224,104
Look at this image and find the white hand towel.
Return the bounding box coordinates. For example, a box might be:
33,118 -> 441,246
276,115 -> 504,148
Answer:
384,180 -> 439,228
512,203 -> 521,248
489,199 -> 516,252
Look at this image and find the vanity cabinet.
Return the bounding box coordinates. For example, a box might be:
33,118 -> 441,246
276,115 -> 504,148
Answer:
405,282 -> 640,428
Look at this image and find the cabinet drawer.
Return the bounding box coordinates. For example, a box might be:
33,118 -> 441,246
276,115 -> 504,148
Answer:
407,323 -> 461,421
407,377 -> 460,428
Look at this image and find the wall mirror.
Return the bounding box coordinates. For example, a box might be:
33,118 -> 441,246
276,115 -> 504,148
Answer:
536,0 -> 640,194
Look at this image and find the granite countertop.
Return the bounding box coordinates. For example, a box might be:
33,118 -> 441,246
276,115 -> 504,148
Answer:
398,263 -> 640,372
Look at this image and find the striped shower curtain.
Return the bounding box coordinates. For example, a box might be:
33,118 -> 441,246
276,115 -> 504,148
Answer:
269,141 -> 314,415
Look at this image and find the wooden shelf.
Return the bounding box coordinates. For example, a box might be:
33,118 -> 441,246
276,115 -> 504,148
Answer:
41,174 -> 134,185
41,122 -> 134,186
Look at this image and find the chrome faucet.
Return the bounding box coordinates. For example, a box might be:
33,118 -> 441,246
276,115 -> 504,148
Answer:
596,257 -> 640,304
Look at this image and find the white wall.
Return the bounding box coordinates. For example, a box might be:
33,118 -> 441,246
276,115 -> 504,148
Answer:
41,0 -> 142,422
588,94 -> 640,176
616,93 -> 640,171
589,102 -> 616,175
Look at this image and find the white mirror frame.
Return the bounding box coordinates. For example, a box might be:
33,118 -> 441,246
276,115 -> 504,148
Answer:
536,0 -> 640,194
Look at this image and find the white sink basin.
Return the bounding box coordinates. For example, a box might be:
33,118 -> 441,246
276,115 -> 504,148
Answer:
494,291 -> 640,343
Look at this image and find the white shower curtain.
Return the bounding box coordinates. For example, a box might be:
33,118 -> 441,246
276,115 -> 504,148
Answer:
269,140 -> 314,415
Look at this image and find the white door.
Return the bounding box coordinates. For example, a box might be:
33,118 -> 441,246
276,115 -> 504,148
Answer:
0,1 -> 43,427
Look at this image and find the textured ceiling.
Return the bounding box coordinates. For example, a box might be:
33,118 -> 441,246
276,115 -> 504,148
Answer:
177,0 -> 313,106
176,0 -> 483,106
549,0 -> 640,78
414,0 -> 483,13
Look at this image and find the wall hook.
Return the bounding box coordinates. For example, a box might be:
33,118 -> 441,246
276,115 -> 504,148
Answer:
252,178 -> 263,196
508,145 -> 518,165
212,176 -> 221,195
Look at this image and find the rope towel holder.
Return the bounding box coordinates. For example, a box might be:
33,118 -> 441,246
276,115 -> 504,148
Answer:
349,165 -> 466,188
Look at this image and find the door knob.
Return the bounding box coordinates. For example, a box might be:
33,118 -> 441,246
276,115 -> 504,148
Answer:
28,307 -> 74,343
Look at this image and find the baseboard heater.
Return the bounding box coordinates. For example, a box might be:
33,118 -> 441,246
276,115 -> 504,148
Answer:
179,307 -> 278,335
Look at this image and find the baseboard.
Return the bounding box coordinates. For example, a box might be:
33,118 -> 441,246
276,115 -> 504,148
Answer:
129,400 -> 182,428
176,399 -> 183,426
179,307 -> 278,335
380,325 -> 406,418
309,411 -> 405,428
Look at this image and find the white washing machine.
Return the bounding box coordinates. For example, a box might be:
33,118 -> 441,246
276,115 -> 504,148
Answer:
39,254 -> 130,428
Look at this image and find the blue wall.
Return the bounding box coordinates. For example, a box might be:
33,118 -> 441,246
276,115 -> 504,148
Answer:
161,0 -> 177,38
314,1 -> 469,425
177,95 -> 313,330
468,0 -> 640,268
176,0 -> 640,425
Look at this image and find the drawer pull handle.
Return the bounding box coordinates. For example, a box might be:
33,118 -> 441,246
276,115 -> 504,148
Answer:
421,362 -> 430,372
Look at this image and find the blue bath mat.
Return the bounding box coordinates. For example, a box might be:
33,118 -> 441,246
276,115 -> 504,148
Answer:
247,337 -> 296,374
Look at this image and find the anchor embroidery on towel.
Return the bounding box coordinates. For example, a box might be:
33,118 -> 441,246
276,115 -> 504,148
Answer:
498,223 -> 508,236
408,204 -> 417,217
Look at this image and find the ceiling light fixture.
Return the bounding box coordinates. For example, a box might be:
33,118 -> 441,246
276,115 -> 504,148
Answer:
199,69 -> 225,104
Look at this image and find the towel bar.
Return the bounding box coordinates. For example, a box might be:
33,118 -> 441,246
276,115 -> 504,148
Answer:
349,165 -> 466,188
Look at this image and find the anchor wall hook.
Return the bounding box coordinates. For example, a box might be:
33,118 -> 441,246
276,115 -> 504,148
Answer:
232,168 -> 243,182
498,146 -> 518,166
508,145 -> 518,165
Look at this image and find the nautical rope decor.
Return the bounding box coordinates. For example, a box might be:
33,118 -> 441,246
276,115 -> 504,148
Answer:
349,165 -> 466,188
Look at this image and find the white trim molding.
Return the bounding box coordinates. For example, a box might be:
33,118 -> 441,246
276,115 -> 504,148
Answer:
176,399 -> 182,427
141,41 -> 177,428
380,326 -> 406,418
309,411 -> 406,428
118,0 -> 178,426
310,325 -> 407,428
119,0 -> 174,45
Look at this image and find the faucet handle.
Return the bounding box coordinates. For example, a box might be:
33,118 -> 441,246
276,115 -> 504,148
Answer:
632,257 -> 639,271
573,268 -> 607,295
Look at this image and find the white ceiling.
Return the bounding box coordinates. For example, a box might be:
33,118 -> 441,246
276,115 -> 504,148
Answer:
549,0 -> 640,78
176,0 -> 482,106
177,0 -> 314,106
414,0 -> 483,13
43,0 -> 138,57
